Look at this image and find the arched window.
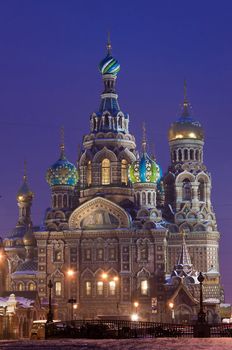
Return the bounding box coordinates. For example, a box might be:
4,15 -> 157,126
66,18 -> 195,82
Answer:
198,179 -> 205,201
173,151 -> 177,162
87,161 -> 92,186
184,149 -> 188,160
28,282 -> 35,291
178,149 -> 182,161
190,149 -> 194,160
137,193 -> 140,206
85,281 -> 92,296
141,280 -> 148,295
55,281 -> 62,296
18,282 -> 24,291
53,195 -> 57,208
142,192 -> 146,205
58,195 -> 62,208
101,159 -> 111,185
104,115 -> 109,128
121,159 -> 128,184
196,149 -> 199,161
182,179 -> 192,201
148,192 -> 152,205
63,194 -> 67,208
54,250 -> 62,262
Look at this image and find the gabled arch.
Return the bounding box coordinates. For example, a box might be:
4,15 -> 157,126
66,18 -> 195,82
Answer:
118,148 -> 136,163
69,197 -> 131,230
93,147 -> 117,163
81,268 -> 94,278
176,171 -> 195,184
137,267 -> 151,278
179,223 -> 192,233
196,172 -> 210,183
79,150 -> 93,166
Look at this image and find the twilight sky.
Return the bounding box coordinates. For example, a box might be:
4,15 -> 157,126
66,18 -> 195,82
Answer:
0,1 -> 232,303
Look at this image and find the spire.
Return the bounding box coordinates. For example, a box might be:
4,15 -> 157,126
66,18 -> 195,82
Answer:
107,31 -> 112,55
60,126 -> 66,160
23,160 -> 27,182
142,122 -> 147,153
182,79 -> 190,117
177,231 -> 192,266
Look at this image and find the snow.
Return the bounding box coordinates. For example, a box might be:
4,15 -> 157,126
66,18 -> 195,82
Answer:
0,339 -> 232,350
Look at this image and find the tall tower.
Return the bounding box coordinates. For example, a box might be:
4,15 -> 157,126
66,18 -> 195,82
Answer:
16,162 -> 34,228
164,83 -> 221,282
45,129 -> 78,230
78,36 -> 136,205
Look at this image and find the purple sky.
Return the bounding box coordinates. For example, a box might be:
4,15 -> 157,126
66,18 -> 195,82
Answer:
0,1 -> 232,303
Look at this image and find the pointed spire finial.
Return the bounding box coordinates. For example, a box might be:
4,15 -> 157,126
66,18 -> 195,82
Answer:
60,126 -> 65,159
142,122 -> 147,153
23,160 -> 27,182
182,79 -> 190,117
107,31 -> 112,55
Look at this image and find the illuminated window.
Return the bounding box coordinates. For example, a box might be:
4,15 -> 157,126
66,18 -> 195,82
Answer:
84,249 -> 91,261
101,159 -> 110,185
121,159 -> 128,184
109,248 -> 116,261
18,282 -> 24,291
97,248 -> 104,261
85,281 -> 92,296
140,245 -> 148,261
54,250 -> 62,262
141,280 -> 148,295
97,281 -> 104,296
87,161 -> 92,186
198,179 -> 205,201
55,281 -> 62,296
28,282 -> 35,291
109,281 -> 116,296
183,179 -> 192,201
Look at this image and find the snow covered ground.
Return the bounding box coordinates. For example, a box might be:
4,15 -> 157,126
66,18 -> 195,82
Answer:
0,339 -> 232,350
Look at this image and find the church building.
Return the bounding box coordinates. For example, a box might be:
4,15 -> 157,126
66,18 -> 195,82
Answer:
2,39 -> 224,324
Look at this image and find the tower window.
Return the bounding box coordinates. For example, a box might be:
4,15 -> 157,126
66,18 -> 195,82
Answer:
18,282 -> 24,291
101,159 -> 111,185
109,280 -> 116,296
97,281 -> 104,296
85,281 -> 92,296
28,282 -> 36,291
141,280 -> 148,295
63,194 -> 68,208
87,161 -> 92,186
198,179 -> 205,201
55,281 -> 62,296
84,249 -> 91,261
96,248 -> 104,261
182,179 -> 192,201
121,159 -> 128,184
109,247 -> 116,260
184,149 -> 188,160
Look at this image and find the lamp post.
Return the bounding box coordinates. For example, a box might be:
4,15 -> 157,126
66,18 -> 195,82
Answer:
47,279 -> 53,323
197,272 -> 206,323
169,302 -> 175,324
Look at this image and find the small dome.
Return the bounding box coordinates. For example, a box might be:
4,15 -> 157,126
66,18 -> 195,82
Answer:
23,228 -> 36,246
168,115 -> 204,142
46,147 -> 78,187
17,176 -> 33,201
129,152 -> 161,184
99,54 -> 120,76
168,86 -> 204,142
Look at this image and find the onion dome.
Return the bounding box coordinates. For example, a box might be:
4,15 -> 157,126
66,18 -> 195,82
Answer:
168,82 -> 204,142
17,163 -> 33,202
98,35 -> 120,76
46,130 -> 78,187
23,227 -> 36,246
129,125 -> 160,184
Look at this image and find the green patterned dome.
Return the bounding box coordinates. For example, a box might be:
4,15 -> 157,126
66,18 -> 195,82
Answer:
129,152 -> 161,184
46,146 -> 78,187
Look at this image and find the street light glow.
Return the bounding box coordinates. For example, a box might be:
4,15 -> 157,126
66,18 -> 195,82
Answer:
101,273 -> 108,279
134,301 -> 139,308
131,313 -> 139,321
67,269 -> 75,277
169,302 -> 174,309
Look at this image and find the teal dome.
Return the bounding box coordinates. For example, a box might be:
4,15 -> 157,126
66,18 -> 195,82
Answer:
99,53 -> 120,76
46,150 -> 78,187
129,152 -> 161,184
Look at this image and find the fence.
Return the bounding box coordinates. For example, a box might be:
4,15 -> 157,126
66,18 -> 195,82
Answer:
45,319 -> 232,339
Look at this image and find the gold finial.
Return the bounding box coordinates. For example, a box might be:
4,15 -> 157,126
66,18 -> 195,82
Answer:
107,31 -> 112,55
60,126 -> 65,157
142,122 -> 147,153
182,79 -> 190,117
23,160 -> 27,182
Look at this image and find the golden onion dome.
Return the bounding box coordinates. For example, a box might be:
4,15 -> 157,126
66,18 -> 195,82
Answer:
168,83 -> 204,142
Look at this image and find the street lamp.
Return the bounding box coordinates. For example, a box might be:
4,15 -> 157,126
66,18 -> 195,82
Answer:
47,279 -> 53,323
197,272 -> 206,323
169,302 -> 175,324
67,269 -> 75,277
68,298 -> 77,321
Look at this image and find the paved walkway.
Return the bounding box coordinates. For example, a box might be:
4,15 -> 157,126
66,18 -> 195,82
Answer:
0,339 -> 232,350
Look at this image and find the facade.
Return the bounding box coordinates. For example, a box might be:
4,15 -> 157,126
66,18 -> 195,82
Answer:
2,41 -> 224,324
